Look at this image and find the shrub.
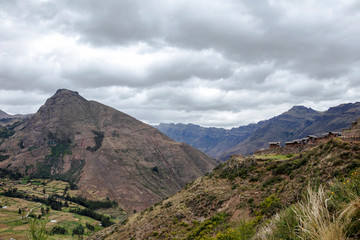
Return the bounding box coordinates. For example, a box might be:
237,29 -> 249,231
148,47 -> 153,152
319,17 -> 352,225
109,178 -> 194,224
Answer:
87,130 -> 104,152
72,224 -> 84,236
262,176 -> 283,188
187,213 -> 228,240
207,220 -> 255,240
51,225 -> 67,235
258,194 -> 282,218
27,217 -> 48,240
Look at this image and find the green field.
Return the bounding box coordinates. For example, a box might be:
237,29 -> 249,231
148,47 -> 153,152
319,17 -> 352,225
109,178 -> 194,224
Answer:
0,178 -> 124,239
254,154 -> 295,161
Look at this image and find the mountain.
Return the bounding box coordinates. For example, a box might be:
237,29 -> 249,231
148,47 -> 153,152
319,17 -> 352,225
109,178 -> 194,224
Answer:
156,103 -> 360,160
221,103 -> 360,159
0,89 -> 218,211
0,109 -> 11,119
90,138 -> 360,239
154,122 -> 264,159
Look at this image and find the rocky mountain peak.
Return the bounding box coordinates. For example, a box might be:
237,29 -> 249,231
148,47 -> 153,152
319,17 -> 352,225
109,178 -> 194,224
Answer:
0,109 -> 11,119
288,105 -> 316,113
0,89 -> 218,211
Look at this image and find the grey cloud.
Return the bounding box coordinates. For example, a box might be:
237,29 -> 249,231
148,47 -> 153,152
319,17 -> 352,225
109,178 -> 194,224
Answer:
61,49 -> 234,88
1,0 -> 360,128
52,0 -> 360,82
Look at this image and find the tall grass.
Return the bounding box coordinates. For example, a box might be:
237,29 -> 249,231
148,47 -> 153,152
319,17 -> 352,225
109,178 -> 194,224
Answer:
254,170 -> 360,240
294,185 -> 347,240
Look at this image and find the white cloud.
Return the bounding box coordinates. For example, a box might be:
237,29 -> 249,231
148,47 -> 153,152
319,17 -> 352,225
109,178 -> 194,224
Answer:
0,0 -> 359,128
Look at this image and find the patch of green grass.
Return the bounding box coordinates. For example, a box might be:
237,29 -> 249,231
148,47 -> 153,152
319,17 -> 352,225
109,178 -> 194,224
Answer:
187,213 -> 229,240
254,155 -> 293,161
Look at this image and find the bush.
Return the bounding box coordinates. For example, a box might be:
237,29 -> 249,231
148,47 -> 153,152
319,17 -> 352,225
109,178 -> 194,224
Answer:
72,224 -> 84,236
87,130 -> 104,152
258,194 -> 282,218
209,220 -> 255,240
27,217 -> 48,240
262,176 -> 283,188
187,213 -> 228,240
51,225 -> 67,235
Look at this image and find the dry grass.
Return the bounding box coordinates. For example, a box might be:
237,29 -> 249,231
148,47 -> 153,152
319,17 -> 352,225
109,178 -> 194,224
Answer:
253,213 -> 280,240
293,185 -> 359,240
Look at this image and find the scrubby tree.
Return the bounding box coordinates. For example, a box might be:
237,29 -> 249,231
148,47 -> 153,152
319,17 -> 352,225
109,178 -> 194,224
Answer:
27,217 -> 48,240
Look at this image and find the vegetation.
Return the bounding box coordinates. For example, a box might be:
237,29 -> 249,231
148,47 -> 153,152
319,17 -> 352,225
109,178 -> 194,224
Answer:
0,120 -> 23,139
50,225 -> 67,235
86,130 -> 104,152
3,185 -> 118,212
72,224 -> 85,236
33,136 -> 85,184
0,154 -> 10,161
187,213 -> 229,240
0,168 -> 23,179
203,220 -> 255,240
0,127 -> 15,139
27,217 -> 49,240
254,170 -> 360,240
0,178 -> 120,239
96,138 -> 360,240
69,207 -> 114,227
65,195 -> 118,210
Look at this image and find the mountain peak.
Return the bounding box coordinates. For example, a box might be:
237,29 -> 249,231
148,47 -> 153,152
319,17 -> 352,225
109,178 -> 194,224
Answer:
0,89 -> 218,211
41,89 -> 87,111
285,105 -> 317,116
289,105 -> 314,111
52,89 -> 82,100
0,109 -> 11,119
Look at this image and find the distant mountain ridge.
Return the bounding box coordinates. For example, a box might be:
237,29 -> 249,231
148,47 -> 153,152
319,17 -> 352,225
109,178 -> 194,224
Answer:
0,89 -> 218,211
155,102 -> 360,160
155,122 -> 265,159
0,109 -> 11,119
0,109 -> 32,120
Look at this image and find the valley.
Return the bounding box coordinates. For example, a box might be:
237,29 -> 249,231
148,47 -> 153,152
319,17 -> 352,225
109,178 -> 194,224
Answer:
1,93 -> 359,239
0,178 -> 125,239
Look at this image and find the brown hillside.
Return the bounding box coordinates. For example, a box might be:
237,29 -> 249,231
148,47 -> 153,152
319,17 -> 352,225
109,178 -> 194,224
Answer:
89,138 -> 360,239
0,89 -> 218,212
0,109 -> 11,119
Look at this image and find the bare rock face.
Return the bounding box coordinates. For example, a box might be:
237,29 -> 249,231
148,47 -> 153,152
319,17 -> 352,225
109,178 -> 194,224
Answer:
0,89 -> 218,211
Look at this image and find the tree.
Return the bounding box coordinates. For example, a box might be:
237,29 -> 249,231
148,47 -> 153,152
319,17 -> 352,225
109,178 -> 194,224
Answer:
41,207 -> 45,216
27,217 -> 48,240
72,224 -> 84,236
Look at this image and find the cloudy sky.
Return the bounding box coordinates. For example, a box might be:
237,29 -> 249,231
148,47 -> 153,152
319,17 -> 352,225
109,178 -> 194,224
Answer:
0,0 -> 360,128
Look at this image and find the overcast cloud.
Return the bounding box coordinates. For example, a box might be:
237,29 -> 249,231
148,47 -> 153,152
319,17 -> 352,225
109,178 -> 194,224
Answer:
0,0 -> 360,128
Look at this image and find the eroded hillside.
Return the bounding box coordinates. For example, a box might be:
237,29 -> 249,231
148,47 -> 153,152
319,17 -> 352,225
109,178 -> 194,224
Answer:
0,89 -> 218,212
90,138 -> 360,239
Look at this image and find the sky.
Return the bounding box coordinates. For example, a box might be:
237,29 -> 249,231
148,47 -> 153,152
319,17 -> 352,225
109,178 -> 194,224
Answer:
0,0 -> 360,128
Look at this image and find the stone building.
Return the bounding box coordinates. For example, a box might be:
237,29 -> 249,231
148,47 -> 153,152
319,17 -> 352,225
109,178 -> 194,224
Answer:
269,142 -> 281,149
341,118 -> 360,141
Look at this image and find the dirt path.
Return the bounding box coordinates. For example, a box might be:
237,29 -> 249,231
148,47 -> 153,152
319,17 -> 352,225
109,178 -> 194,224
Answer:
25,202 -> 42,218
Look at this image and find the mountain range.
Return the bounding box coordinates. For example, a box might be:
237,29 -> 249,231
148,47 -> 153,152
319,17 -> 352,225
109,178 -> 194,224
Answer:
155,103 -> 360,160
0,89 -> 218,211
